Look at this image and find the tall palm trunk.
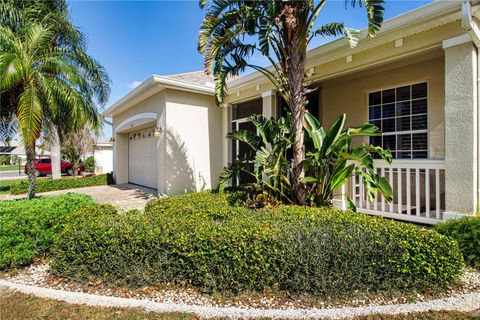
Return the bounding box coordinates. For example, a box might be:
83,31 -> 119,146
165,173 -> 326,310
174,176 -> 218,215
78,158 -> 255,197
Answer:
283,2 -> 307,204
50,125 -> 62,179
25,144 -> 36,199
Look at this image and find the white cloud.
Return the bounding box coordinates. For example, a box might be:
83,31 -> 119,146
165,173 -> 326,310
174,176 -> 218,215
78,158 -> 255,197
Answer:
127,80 -> 142,89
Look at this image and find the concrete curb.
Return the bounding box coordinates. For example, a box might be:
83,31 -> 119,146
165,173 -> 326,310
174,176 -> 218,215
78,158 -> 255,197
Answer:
1,280 -> 480,319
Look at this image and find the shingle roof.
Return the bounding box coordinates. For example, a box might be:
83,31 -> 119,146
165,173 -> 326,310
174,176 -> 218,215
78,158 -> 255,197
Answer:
163,70 -> 215,87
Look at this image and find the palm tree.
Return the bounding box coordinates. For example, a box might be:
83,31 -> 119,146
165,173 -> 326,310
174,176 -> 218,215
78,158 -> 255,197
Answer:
198,0 -> 384,204
0,23 -> 105,198
0,0 -> 110,180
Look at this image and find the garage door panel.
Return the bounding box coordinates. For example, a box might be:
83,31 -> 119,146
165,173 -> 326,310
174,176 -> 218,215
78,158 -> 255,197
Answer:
128,128 -> 157,189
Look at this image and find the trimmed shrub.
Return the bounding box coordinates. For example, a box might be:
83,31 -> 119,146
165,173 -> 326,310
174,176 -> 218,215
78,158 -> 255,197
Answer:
0,194 -> 96,269
436,216 -> 480,269
52,192 -> 464,297
10,173 -> 115,195
84,156 -> 95,173
0,155 -> 11,165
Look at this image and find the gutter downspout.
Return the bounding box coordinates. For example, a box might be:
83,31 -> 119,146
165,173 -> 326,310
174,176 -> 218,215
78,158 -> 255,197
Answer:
462,0 -> 480,212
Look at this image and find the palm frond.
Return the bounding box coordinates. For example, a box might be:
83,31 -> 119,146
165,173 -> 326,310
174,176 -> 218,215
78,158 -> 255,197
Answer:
226,129 -> 262,150
17,83 -> 43,146
310,22 -> 360,47
347,0 -> 384,37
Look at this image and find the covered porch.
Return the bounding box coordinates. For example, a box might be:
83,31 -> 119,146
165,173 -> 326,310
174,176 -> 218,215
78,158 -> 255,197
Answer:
311,38 -> 477,224
229,34 -> 478,225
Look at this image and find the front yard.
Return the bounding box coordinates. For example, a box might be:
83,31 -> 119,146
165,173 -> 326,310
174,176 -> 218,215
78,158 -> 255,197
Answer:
1,290 -> 479,320
0,165 -> 21,171
0,173 -> 113,197
0,191 -> 479,318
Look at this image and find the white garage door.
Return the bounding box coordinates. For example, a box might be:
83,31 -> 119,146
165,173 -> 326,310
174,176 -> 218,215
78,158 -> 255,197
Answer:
128,127 -> 157,189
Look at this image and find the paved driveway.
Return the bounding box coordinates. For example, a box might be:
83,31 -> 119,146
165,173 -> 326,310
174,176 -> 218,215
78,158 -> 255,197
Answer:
0,184 -> 157,210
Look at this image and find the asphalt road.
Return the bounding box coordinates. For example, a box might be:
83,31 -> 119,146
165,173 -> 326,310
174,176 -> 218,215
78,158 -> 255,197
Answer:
0,170 -> 26,180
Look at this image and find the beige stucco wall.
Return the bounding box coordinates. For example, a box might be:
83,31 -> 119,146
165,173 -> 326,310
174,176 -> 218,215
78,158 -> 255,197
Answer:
321,49 -> 445,159
225,21 -> 464,105
223,50 -> 446,160
444,40 -> 478,215
111,89 -> 222,194
112,91 -> 166,186
112,91 -> 166,129
164,89 -> 222,195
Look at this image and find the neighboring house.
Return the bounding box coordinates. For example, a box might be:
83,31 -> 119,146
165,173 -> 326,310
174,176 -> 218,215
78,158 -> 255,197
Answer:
0,140 -> 50,162
83,141 -> 114,174
91,141 -> 114,174
103,1 -> 480,224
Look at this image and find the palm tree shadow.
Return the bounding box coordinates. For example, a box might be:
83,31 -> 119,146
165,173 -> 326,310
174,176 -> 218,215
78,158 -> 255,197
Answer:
165,129 -> 196,194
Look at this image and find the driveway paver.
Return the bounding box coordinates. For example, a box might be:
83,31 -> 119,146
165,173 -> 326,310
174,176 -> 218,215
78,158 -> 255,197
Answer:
0,184 -> 157,210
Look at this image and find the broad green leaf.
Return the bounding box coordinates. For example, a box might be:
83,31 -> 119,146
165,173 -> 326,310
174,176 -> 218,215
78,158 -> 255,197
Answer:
330,163 -> 354,190
346,196 -> 357,212
324,114 -> 346,156
303,176 -> 320,184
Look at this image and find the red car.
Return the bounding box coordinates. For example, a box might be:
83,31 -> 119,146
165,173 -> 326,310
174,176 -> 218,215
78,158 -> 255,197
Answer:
24,158 -> 85,177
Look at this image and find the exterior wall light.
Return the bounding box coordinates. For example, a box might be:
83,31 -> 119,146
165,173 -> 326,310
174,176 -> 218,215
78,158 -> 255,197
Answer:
154,127 -> 162,137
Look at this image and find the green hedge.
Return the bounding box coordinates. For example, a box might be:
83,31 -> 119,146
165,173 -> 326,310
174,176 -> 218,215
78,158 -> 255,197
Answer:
84,156 -> 95,173
52,192 -> 463,297
10,173 -> 115,195
0,194 -> 96,269
436,216 -> 480,269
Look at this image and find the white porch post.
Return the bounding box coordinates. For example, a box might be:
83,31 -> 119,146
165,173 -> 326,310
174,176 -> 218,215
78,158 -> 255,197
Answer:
222,103 -> 234,187
443,35 -> 478,216
332,184 -> 347,211
262,90 -> 278,119
223,103 -> 233,165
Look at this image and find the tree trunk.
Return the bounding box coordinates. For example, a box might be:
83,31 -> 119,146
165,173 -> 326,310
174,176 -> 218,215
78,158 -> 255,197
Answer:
289,54 -> 307,204
283,2 -> 308,204
25,144 -> 36,199
50,125 -> 62,180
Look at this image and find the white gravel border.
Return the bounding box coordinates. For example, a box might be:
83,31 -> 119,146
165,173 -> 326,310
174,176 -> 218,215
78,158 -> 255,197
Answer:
1,279 -> 479,319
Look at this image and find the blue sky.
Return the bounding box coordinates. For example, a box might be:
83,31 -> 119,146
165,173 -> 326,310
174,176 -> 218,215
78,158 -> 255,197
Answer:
68,0 -> 433,137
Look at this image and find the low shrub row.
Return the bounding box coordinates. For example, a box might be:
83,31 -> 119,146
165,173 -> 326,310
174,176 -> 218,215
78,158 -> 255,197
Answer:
9,173 -> 115,195
51,192 -> 463,297
436,216 -> 480,269
0,194 -> 96,269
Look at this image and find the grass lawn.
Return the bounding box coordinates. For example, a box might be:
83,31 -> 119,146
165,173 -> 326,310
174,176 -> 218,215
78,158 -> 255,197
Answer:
0,178 -> 48,195
0,290 -> 200,320
1,290 -> 479,320
0,179 -> 27,195
0,165 -> 21,171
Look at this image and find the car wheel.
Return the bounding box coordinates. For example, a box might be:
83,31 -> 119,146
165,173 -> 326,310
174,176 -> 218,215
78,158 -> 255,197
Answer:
67,168 -> 75,176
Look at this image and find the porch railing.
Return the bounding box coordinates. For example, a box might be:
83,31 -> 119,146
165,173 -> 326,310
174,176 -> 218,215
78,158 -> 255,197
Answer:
346,159 -> 445,225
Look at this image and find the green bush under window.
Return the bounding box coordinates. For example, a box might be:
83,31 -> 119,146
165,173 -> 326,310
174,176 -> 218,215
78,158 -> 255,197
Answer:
52,192 -> 463,297
9,173 -> 114,195
0,193 -> 96,269
436,216 -> 480,269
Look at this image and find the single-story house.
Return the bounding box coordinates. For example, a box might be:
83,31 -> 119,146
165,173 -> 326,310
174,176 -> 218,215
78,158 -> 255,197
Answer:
0,140 -> 50,162
103,0 -> 480,225
83,141 -> 114,174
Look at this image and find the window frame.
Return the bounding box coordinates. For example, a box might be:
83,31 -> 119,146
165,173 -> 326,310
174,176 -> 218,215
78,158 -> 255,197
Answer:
230,99 -> 263,186
231,117 -> 259,160
367,81 -> 429,160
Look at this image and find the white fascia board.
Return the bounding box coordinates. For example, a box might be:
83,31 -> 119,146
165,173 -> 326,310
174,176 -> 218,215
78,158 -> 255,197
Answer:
442,34 -> 472,49
102,76 -> 158,117
102,76 -> 214,117
153,75 -> 215,95
228,0 -> 463,90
